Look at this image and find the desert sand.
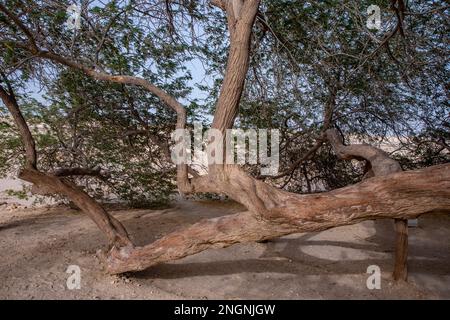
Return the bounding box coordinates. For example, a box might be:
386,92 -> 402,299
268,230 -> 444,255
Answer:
0,199 -> 449,299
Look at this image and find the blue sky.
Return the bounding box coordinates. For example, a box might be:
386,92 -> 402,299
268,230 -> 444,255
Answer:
23,0 -> 215,111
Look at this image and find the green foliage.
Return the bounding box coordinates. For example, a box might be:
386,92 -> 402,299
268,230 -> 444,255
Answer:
0,0 -> 448,202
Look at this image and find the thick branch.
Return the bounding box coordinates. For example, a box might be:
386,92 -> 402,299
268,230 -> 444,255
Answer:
0,75 -> 37,169
36,50 -> 186,129
326,129 -> 402,176
211,0 -> 261,132
178,0 -> 261,193
326,128 -> 409,281
106,163 -> 450,273
19,168 -> 132,248
0,78 -> 132,249
0,4 -> 186,129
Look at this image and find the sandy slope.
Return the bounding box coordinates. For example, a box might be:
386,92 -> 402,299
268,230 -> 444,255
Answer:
0,200 -> 449,299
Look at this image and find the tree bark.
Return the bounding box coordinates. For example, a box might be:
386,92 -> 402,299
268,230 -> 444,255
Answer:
393,219 -> 408,281
102,1 -> 448,275
106,163 -> 450,274
2,1 -> 448,278
326,128 -> 409,281
0,79 -> 132,249
0,73 -> 37,169
211,0 -> 261,133
19,168 -> 132,248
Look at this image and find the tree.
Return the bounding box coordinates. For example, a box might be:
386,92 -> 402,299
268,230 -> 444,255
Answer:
0,0 -> 448,277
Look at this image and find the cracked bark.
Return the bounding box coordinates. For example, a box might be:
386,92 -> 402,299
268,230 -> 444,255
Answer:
2,1 -> 449,277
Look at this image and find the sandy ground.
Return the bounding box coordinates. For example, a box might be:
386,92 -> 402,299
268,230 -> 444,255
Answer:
0,199 -> 449,300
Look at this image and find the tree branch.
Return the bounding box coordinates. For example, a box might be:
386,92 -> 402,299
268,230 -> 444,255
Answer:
0,72 -> 37,169
106,163 -> 450,274
0,4 -> 187,130
0,72 -> 132,249
326,129 -> 402,176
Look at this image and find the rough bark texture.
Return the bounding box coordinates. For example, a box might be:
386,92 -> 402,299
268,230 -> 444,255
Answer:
19,169 -> 132,248
0,74 -> 37,169
325,129 -> 402,177
106,164 -> 450,274
326,128 -> 408,281
211,0 -> 260,133
0,79 -> 132,249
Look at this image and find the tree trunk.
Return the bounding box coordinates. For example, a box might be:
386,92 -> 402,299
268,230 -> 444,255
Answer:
102,1 -> 448,275
326,128 -> 408,281
3,1 -> 448,278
